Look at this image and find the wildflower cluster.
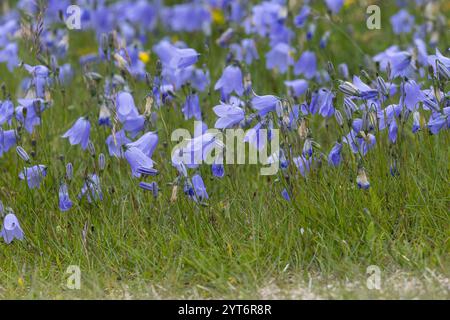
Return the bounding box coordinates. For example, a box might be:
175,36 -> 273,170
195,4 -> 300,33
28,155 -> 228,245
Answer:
0,0 -> 448,244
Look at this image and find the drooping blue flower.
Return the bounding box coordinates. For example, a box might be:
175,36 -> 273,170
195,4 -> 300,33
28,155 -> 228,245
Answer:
414,38 -> 428,67
388,118 -> 398,143
139,181 -> 159,198
154,40 -> 199,70
124,146 -> 155,178
116,91 -> 144,136
328,142 -> 342,167
390,9 -> 415,34
214,65 -> 244,99
106,130 -> 131,158
191,174 -> 208,202
294,51 -> 316,79
58,63 -> 74,85
0,99 -> 14,125
182,93 -> 201,120
389,51 -> 414,79
170,46 -> 199,69
325,0 -> 344,14
251,1 -> 285,37
212,163 -> 225,178
269,22 -> 294,47
19,165 -> 47,189
294,5 -> 310,28
293,155 -> 312,177
116,91 -> 139,122
284,79 -> 308,98
78,174 -> 103,203
243,121 -> 269,151
251,94 -> 280,117
265,42 -> 294,74
62,117 -> 91,150
241,38 -> 259,65
163,3 -> 211,33
0,129 -> 16,157
126,131 -> 158,158
23,64 -> 49,99
173,66 -> 210,92
373,45 -> 399,71
59,183 -> 73,212
213,98 -> 245,129
15,99 -> 42,133
352,76 -> 378,100
153,39 -> 176,65
374,47 -> 414,79
281,188 -> 291,201
377,104 -> 401,130
401,80 -> 423,111
310,88 -> 335,117
427,108 -> 450,135
0,42 -> 20,71
1,213 -> 24,244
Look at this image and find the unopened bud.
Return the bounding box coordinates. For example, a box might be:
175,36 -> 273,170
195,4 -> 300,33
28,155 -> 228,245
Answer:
66,162 -> 73,180
338,81 -> 361,96
216,28 -> 234,47
16,146 -> 30,162
334,110 -> 344,127
376,76 -> 389,96
98,153 -> 106,171
88,141 -> 96,156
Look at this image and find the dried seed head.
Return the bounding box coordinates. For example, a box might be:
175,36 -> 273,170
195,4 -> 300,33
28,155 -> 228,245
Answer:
170,185 -> 178,203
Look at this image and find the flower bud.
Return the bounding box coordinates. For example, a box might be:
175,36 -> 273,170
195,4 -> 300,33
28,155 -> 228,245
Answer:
334,110 -> 344,127
88,141 -> 96,156
98,153 -> 106,171
66,162 -> 73,181
339,81 -> 361,96
16,146 -> 30,162
376,76 -> 389,96
216,28 -> 234,47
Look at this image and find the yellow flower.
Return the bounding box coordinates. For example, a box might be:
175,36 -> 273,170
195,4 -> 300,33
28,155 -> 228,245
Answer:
211,8 -> 225,25
18,277 -> 25,287
138,51 -> 150,64
344,0 -> 356,8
